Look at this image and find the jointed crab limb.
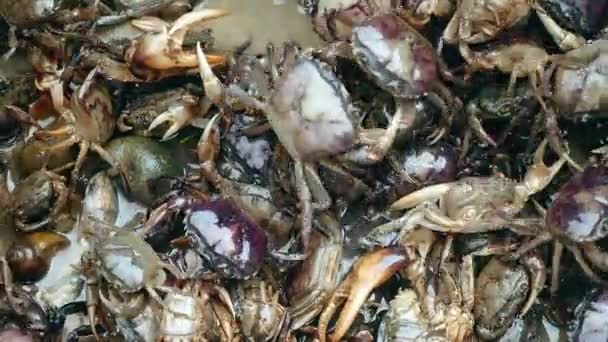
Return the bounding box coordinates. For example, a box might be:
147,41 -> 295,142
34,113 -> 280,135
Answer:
295,161 -> 313,250
342,100 -> 410,165
148,103 -> 199,141
1,258 -> 24,310
144,41 -> 224,139
390,182 -> 454,210
533,7 -> 585,51
519,253 -> 546,316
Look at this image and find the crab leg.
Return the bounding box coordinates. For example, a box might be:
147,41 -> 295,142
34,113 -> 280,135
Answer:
318,247 -> 408,342
391,182 -> 454,210
295,161 -> 313,250
520,253 -> 546,316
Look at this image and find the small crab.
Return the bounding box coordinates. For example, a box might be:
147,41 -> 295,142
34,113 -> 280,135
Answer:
319,232 -> 475,342
457,37 -> 550,108
118,86 -> 204,141
400,0 -> 456,29
80,228 -> 173,338
442,0 -> 597,52
33,68 -> 127,186
508,164 -> 608,295
473,253 -> 546,340
378,270 -> 474,342
159,279 -> 236,342
10,169 -> 70,231
235,276 -> 286,342
371,139 -> 564,240
328,13 -> 461,147
288,213 -> 343,329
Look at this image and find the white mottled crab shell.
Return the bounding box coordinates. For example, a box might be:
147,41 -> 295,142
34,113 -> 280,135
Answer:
268,58 -> 356,161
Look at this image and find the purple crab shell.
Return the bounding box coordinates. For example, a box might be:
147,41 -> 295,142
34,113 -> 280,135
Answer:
185,199 -> 268,279
547,166 -> 608,242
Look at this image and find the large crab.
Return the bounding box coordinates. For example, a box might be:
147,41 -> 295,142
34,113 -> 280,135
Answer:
195,42 -> 356,249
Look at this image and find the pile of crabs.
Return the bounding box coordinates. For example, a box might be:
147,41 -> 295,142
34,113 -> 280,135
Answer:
3,0 -> 608,340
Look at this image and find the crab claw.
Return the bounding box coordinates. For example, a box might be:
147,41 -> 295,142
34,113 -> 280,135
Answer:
318,247 -> 408,342
125,9 -> 228,70
519,253 -> 546,316
148,104 -> 198,141
516,139 -> 565,200
197,113 -> 222,164
197,42 -> 224,106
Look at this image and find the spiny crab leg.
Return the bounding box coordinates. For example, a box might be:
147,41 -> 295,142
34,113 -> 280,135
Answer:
318,247 -> 408,342
126,9 -> 228,70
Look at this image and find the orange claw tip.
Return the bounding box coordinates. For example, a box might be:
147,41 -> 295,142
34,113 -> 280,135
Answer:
321,247 -> 408,342
352,247 -> 408,283
206,54 -> 226,66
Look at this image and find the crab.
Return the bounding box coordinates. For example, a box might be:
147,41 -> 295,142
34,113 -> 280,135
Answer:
324,13 -> 461,148
442,0 -> 599,52
33,68 -> 128,187
142,181 -> 269,279
9,168 -> 70,231
319,231 -> 475,342
399,0 -> 456,29
506,164 -> 608,296
370,139 -> 564,241
473,253 -> 546,340
80,228 -> 174,339
159,279 -> 236,342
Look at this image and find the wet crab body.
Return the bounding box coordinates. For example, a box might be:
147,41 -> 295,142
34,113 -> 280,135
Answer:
235,278 -> 286,342
380,139 -> 564,237
442,0 -> 603,51
158,279 -> 236,342
11,169 -> 69,231
145,187 -> 268,279
196,41 -> 355,249
118,86 -> 202,140
34,70 -> 128,186
474,254 -> 546,340
288,213 -> 343,329
339,13 -> 459,146
81,229 -> 170,337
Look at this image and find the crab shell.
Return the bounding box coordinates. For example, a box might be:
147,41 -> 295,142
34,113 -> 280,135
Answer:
351,14 -> 439,97
547,165 -> 608,242
268,57 -> 356,162
185,199 -> 268,279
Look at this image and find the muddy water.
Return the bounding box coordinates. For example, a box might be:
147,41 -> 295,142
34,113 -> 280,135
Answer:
203,0 -> 322,54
